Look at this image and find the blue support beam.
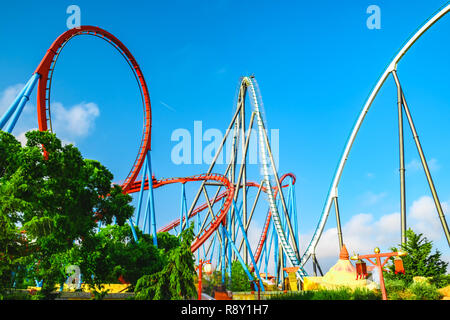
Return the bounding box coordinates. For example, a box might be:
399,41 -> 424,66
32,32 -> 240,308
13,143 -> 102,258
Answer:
291,181 -> 300,250
221,224 -> 226,284
179,183 -> 187,232
0,74 -> 39,130
221,225 -> 258,291
145,150 -> 157,247
232,201 -> 265,291
273,222 -> 279,285
129,218 -> 139,243
4,74 -> 40,133
227,210 -> 232,283
209,232 -> 217,262
134,158 -> 148,230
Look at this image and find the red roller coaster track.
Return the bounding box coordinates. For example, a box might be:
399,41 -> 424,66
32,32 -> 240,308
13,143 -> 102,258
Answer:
32,25 -> 239,253
154,172 -> 296,258
150,174 -> 235,252
33,26 -> 297,259
34,26 -> 151,194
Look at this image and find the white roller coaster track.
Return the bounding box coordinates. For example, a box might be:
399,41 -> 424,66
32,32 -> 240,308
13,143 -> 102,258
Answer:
300,3 -> 450,267
242,76 -> 308,279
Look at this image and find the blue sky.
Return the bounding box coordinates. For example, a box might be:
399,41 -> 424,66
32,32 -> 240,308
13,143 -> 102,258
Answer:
1,0 -> 449,273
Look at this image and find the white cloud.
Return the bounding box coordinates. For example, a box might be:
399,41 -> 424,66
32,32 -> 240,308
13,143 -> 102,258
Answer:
375,212 -> 400,235
428,158 -> 441,171
308,212 -> 400,274
0,84 -> 26,113
52,101 -> 100,138
409,195 -> 449,241
406,158 -> 440,172
0,83 -> 36,131
15,129 -> 36,146
360,191 -> 387,206
1,83 -> 99,144
406,158 -> 421,171
310,195 -> 449,273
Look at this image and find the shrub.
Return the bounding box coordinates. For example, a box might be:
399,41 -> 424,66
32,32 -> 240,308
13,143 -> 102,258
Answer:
230,261 -> 253,292
386,229 -> 448,285
385,278 -> 409,300
385,278 -> 407,293
432,274 -> 450,288
134,224 -> 196,300
268,287 -> 381,300
408,282 -> 442,300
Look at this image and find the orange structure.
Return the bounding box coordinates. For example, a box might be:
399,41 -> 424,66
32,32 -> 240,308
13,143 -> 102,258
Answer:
351,248 -> 407,300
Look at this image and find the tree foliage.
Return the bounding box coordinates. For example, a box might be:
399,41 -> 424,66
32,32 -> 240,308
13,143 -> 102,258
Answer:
135,224 -> 197,300
73,225 -> 169,288
230,261 -> 253,292
386,228 -> 449,286
0,130 -> 135,297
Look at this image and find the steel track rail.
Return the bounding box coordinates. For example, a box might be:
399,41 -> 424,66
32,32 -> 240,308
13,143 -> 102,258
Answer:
301,3 -> 450,267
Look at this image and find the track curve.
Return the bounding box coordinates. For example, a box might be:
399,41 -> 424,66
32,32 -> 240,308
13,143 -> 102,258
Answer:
239,76 -> 306,277
34,26 -> 152,194
301,3 -> 450,266
251,173 -> 296,272
150,173 -> 235,253
154,173 -> 296,252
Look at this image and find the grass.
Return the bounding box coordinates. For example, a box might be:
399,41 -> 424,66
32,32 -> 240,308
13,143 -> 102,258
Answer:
269,280 -> 444,300
268,287 -> 381,300
385,279 -> 444,300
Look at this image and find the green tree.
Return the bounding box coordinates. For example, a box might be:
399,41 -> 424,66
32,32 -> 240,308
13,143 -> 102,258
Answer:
74,225 -> 167,288
202,270 -> 226,296
230,261 -> 253,292
0,199 -> 28,296
135,224 -> 197,300
0,130 -> 135,298
386,228 -> 449,286
0,133 -> 30,296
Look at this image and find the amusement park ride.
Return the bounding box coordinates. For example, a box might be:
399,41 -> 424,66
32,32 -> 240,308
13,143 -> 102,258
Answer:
1,3 -> 450,292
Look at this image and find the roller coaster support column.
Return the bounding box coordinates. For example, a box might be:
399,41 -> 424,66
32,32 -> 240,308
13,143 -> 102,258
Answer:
145,150 -> 158,247
129,218 -> 139,243
221,224 -> 226,284
221,225 -> 259,291
183,106 -> 242,230
392,70 -> 450,246
395,70 -> 407,246
232,200 -> 265,291
260,117 -> 301,261
227,210 -> 232,282
311,253 -> 323,277
301,4 -> 450,269
273,223 -> 279,283
179,183 -> 188,232
278,243 -> 285,289
240,100 -> 249,265
0,83 -> 28,129
0,74 -> 40,132
332,190 -> 344,250
134,159 -> 148,230
289,179 -> 300,251
286,178 -> 301,254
